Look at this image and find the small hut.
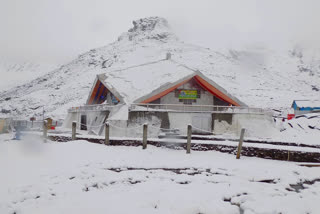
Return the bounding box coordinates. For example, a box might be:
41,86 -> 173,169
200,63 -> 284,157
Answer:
45,117 -> 53,129
292,100 -> 320,115
0,117 -> 12,134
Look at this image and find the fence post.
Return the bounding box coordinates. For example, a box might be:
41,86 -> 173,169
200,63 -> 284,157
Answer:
72,121 -> 76,140
43,120 -> 47,142
105,122 -> 110,145
142,123 -> 148,149
236,128 -> 245,159
186,124 -> 192,154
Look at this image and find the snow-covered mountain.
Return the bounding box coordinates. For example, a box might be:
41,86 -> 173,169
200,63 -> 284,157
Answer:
0,58 -> 55,92
0,17 -> 319,119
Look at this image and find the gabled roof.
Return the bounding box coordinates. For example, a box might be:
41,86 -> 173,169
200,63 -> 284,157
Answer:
293,100 -> 320,108
91,59 -> 246,106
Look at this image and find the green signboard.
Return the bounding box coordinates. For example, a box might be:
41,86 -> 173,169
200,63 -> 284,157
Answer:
178,90 -> 198,99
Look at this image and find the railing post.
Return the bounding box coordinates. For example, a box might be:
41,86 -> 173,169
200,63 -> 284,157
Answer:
186,124 -> 192,154
236,128 -> 246,159
142,123 -> 148,149
105,122 -> 110,145
43,120 -> 47,142
72,121 -> 77,140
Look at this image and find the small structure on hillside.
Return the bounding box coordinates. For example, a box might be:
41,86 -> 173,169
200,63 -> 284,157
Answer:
0,117 -> 12,134
291,100 -> 320,115
64,58 -> 273,137
45,117 -> 53,129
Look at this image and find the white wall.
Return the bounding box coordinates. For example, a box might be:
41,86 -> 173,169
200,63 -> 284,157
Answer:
168,112 -> 212,135
62,112 -> 77,128
213,113 -> 277,138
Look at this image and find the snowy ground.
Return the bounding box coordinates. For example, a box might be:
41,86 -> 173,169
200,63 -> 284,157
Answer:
1,133 -> 320,214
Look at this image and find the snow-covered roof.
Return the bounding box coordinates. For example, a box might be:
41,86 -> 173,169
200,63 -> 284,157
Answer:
97,59 -> 245,106
98,60 -> 193,104
294,100 -> 320,108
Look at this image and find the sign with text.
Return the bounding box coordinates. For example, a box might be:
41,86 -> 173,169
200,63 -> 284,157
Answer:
178,90 -> 198,99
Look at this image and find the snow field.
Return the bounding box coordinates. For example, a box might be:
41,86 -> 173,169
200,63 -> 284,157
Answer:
1,133 -> 320,214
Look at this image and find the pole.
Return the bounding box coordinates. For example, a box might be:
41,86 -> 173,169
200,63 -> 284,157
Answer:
43,120 -> 47,142
236,128 -> 246,159
72,122 -> 76,140
142,123 -> 148,149
105,122 -> 110,145
186,124 -> 192,154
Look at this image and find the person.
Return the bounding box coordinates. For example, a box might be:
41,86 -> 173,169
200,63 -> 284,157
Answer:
13,123 -> 22,140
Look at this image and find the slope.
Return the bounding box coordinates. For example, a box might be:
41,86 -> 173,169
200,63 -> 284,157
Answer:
0,17 -> 319,119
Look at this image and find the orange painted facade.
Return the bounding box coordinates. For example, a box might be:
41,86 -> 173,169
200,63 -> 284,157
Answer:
194,75 -> 240,106
141,75 -> 240,106
88,80 -> 119,105
88,80 -> 102,104
141,78 -> 192,104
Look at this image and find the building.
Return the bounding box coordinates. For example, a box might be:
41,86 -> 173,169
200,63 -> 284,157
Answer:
292,100 -> 320,115
64,58 -> 272,137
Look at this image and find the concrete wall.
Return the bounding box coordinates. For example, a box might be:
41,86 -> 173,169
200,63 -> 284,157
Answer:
213,113 -> 276,138
103,111 -> 168,138
294,109 -> 319,116
168,112 -> 213,135
62,112 -> 78,128
63,111 -> 109,135
64,110 -> 275,139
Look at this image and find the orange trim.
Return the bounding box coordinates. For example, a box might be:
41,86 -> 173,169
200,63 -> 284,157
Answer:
141,78 -> 192,103
194,75 -> 240,106
88,80 -> 101,104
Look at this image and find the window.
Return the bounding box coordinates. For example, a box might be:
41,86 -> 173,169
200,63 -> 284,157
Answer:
197,90 -> 201,98
183,99 -> 193,105
175,89 -> 180,98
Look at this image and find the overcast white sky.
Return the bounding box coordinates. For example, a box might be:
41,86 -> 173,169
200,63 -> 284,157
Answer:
1,0 -> 320,65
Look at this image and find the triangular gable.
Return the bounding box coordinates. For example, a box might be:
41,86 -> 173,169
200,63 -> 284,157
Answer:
193,72 -> 245,106
134,73 -> 195,104
135,72 -> 245,106
87,75 -> 122,105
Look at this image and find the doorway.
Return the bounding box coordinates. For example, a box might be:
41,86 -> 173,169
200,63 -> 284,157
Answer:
80,115 -> 87,130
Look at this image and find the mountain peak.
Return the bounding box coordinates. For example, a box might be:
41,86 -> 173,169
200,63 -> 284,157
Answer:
118,17 -> 176,42
130,17 -> 169,32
